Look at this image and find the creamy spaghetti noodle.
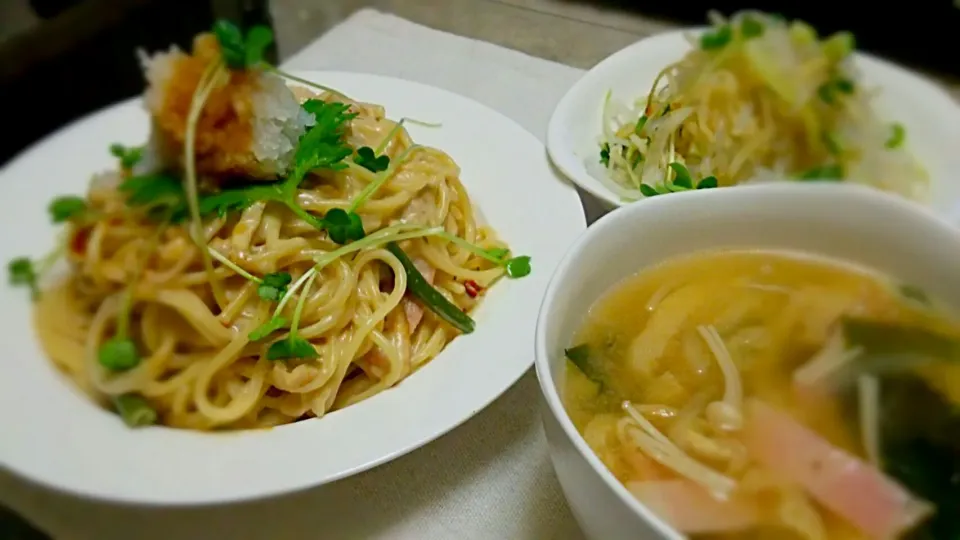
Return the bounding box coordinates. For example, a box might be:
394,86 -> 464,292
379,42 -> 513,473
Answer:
17,23 -> 528,431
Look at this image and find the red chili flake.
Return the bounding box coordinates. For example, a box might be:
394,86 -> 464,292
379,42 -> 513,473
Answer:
464,280 -> 482,298
70,227 -> 91,255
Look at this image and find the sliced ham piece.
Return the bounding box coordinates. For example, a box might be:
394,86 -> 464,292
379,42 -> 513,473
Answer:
627,480 -> 759,534
742,400 -> 933,539
402,258 -> 435,332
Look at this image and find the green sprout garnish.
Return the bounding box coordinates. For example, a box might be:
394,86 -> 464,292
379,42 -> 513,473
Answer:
8,258 -> 38,298
48,196 -> 88,224
700,25 -> 733,50
354,146 -> 390,173
212,20 -> 273,70
109,143 -> 143,169
266,271 -> 319,361
639,163 -> 719,197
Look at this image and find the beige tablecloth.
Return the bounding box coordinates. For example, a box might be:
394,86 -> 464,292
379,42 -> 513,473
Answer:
0,9 -> 610,540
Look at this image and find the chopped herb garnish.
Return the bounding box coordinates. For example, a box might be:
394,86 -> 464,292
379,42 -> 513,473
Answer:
639,184 -> 659,197
8,257 -> 38,298
740,16 -> 764,39
700,24 -> 733,50
600,143 -> 611,166
258,272 -> 292,301
212,20 -> 273,70
112,394 -> 157,427
109,143 -> 143,169
48,196 -> 88,224
354,146 -> 390,173
798,164 -> 844,180
886,123 -> 906,149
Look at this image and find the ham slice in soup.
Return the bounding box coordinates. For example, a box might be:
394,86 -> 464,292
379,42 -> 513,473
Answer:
403,258 -> 436,331
627,480 -> 759,534
742,400 -> 932,539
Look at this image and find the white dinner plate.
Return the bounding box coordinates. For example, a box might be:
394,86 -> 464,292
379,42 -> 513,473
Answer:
0,71 -> 586,505
547,29 -> 960,215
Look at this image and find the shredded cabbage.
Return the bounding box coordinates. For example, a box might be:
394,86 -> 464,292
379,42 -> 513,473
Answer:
593,11 -> 928,200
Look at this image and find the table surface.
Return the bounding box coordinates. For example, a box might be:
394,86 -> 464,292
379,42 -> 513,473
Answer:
269,0 -> 960,98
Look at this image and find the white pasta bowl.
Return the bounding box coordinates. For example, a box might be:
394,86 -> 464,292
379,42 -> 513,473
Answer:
534,182 -> 960,540
546,29 -> 960,215
0,71 -> 586,505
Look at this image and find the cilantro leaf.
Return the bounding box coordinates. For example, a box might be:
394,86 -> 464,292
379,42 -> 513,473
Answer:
258,272 -> 292,301
292,100 -> 358,183
109,143 -> 143,169
322,208 -> 365,245
8,257 -> 38,298
249,316 -> 289,341
98,338 -> 141,371
48,196 -> 88,223
354,146 -> 390,173
267,336 -> 318,361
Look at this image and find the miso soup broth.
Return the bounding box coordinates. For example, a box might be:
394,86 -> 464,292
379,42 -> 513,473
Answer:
563,250 -> 960,539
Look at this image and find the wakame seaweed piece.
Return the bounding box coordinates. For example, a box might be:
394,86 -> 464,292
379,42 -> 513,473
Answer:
879,376 -> 960,539
565,344 -> 604,385
839,318 -> 960,378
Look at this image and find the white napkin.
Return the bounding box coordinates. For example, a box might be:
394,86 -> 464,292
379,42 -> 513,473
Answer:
0,9 -> 600,540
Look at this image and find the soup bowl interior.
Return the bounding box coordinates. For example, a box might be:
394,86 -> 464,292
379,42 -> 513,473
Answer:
534,182 -> 960,540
